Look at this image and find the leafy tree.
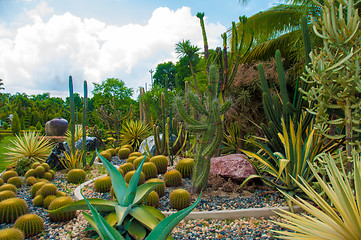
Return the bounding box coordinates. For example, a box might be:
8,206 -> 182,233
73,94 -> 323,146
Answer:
153,62 -> 176,90
11,112 -> 21,136
0,79 -> 4,91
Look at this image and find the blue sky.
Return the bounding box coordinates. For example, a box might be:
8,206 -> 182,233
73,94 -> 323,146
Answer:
0,0 -> 279,98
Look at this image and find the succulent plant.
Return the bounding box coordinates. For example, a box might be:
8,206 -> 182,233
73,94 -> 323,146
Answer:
129,152 -> 142,158
25,177 -> 36,186
0,227 -> 25,240
126,156 -> 137,164
32,195 -> 44,207
0,198 -> 29,223
133,155 -> 150,170
30,182 -> 46,198
164,170 -> 182,187
118,147 -> 131,159
37,183 -> 57,198
118,163 -> 134,176
48,169 -> 55,177
0,179 -> 4,186
56,191 -> 67,197
30,162 -> 41,169
34,166 -> 45,178
142,162 -> 158,180
43,195 -> 57,209
41,163 -> 50,172
169,189 -> 191,210
14,213 -> 44,237
7,177 -> 22,188
144,191 -> 159,208
48,196 -> 76,222
122,144 -> 133,152
0,184 -> 17,194
124,170 -> 145,185
24,169 -> 35,179
99,151 -> 111,161
67,169 -> 86,184
146,178 -> 165,197
94,176 -> 112,193
2,171 -> 18,183
43,172 -> 53,181
176,158 -> 195,178
35,178 -> 49,183
0,190 -> 16,202
150,155 -> 168,174
117,168 -> 124,177
108,148 -> 117,156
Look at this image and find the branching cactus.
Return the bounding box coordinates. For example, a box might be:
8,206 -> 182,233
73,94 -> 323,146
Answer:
301,0 -> 361,170
175,66 -> 231,193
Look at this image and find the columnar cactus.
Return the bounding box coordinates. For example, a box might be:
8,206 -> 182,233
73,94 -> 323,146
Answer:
174,66 -> 231,192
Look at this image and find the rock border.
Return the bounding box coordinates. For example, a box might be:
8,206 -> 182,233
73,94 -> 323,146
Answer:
74,176 -> 302,220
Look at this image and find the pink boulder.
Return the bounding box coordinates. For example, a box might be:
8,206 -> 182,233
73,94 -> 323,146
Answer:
210,154 -> 256,181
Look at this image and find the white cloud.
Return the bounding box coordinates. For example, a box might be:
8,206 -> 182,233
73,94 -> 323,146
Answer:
0,3 -> 226,98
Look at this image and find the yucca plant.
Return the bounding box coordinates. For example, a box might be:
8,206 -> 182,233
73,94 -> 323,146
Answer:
5,131 -> 52,167
222,123 -> 242,154
120,120 -> 151,151
274,150 -> 361,239
65,125 -> 83,146
58,149 -> 84,169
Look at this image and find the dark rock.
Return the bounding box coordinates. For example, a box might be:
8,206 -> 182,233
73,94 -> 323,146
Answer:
139,134 -> 179,155
75,137 -> 102,151
45,118 -> 68,136
210,154 -> 256,182
46,142 -> 70,170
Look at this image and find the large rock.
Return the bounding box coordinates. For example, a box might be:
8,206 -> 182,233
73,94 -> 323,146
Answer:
45,142 -> 71,170
45,118 -> 68,136
139,134 -> 179,156
210,154 -> 256,182
75,137 -> 102,151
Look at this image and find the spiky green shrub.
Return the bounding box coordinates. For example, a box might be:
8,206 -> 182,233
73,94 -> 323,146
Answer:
118,163 -> 133,175
7,177 -> 22,188
176,158 -> 195,178
99,151 -> 111,161
0,190 -> 16,202
0,227 -> 24,240
25,177 -> 36,186
120,120 -> 151,151
126,156 -> 137,164
142,162 -> 158,180
37,184 -> 57,198
2,171 -> 18,183
24,169 -> 35,179
30,182 -> 46,198
48,196 -> 76,222
14,213 -> 44,237
118,148 -> 131,159
144,191 -> 159,208
170,189 -> 191,210
133,155 -> 150,170
129,152 -> 142,158
124,171 -> 145,185
67,169 -> 86,184
0,184 -> 17,194
43,195 -> 57,209
122,144 -> 133,152
94,176 -> 112,193
43,172 -> 53,181
150,155 -> 168,174
0,198 -> 29,223
34,166 -> 45,178
40,163 -> 50,172
164,170 -> 182,187
30,162 -> 41,169
32,195 -> 43,207
146,178 -> 165,197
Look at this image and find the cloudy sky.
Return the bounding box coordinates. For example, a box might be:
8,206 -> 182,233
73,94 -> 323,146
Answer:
0,0 -> 279,99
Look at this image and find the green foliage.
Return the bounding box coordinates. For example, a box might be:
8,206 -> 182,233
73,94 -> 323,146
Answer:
0,190 -> 16,202
2,122 -> 8,130
15,158 -> 33,176
1,171 -> 18,183
67,169 -> 86,184
48,196 -> 76,222
120,120 -> 151,151
150,155 -> 168,174
11,112 -> 20,136
170,189 -> 191,211
0,227 -> 25,240
35,122 -> 42,131
0,198 -> 29,223
14,213 -> 44,237
0,184 -> 17,194
176,158 -> 195,178
153,61 -> 177,90
58,149 -> 84,170
94,176 -> 112,193
142,162 -> 158,180
7,177 -> 22,188
164,170 -> 182,187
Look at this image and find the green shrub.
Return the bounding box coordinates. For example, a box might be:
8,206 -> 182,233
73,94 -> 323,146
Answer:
35,122 -> 42,131
2,122 -> 8,130
11,112 -> 21,136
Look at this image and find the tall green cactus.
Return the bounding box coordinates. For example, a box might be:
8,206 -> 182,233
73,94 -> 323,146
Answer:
69,76 -> 75,154
175,66 -> 231,193
82,80 -> 87,167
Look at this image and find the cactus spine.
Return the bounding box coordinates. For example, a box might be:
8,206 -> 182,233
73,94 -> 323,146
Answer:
175,66 -> 231,192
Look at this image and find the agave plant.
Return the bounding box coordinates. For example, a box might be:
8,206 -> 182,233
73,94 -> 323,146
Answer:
274,150 -> 361,239
49,152 -> 200,239
120,120 -> 151,150
65,125 -> 83,146
58,149 -> 84,169
5,131 -> 52,165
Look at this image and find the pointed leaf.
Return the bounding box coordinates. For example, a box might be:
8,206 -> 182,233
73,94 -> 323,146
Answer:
48,198 -> 116,213
133,182 -> 163,204
124,218 -> 147,239
130,205 -> 161,230
115,205 -> 132,226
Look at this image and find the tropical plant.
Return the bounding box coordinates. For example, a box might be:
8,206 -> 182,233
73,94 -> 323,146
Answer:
5,131 -> 52,168
49,152 -> 201,239
222,123 -> 242,154
120,120 -> 151,151
274,150 -> 361,239
58,149 -> 84,170
65,125 -> 83,147
11,112 -> 21,136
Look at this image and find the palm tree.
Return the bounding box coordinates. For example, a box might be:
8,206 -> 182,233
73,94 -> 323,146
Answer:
175,40 -> 201,96
0,79 -> 4,91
